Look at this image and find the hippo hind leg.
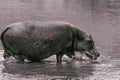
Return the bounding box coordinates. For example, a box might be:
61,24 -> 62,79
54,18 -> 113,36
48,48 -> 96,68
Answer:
3,50 -> 24,63
3,50 -> 11,60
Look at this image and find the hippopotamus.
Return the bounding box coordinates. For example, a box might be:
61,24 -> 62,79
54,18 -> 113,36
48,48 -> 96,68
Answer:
0,21 -> 100,63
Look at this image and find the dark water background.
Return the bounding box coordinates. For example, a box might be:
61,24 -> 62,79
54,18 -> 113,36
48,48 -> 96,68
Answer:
0,0 -> 120,80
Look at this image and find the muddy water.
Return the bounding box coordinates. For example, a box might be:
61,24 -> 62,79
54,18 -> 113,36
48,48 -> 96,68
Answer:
0,0 -> 120,80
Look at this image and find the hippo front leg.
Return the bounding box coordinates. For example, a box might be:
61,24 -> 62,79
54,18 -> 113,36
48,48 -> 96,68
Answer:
66,51 -> 84,61
56,53 -> 64,63
65,51 -> 76,59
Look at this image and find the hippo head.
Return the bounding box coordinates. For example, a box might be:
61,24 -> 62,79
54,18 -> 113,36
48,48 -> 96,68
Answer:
75,31 -> 100,60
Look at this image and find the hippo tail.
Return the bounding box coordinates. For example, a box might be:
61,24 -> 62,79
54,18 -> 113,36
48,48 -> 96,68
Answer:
1,27 -> 9,39
0,27 -> 10,46
0,27 -> 14,58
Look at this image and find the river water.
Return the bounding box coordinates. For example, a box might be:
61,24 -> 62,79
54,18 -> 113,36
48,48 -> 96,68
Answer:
0,0 -> 120,80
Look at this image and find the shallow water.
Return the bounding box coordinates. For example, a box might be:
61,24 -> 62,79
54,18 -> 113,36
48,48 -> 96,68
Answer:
0,0 -> 120,80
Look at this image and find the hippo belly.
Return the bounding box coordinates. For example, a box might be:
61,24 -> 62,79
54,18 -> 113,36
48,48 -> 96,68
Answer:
2,21 -> 73,61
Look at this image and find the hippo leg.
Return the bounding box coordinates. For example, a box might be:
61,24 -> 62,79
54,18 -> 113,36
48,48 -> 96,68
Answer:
66,51 -> 82,61
65,51 -> 76,59
56,53 -> 64,63
3,51 -> 10,59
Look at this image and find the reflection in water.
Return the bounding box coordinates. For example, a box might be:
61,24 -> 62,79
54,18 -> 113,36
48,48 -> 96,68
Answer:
2,61 -> 95,78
